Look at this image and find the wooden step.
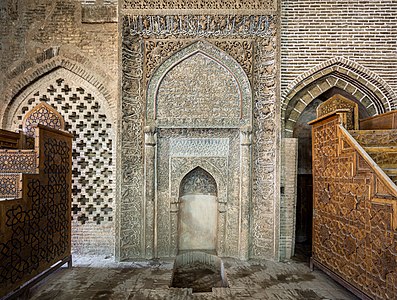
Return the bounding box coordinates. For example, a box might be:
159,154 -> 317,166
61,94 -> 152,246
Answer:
383,168 -> 397,176
350,129 -> 397,134
379,163 -> 397,169
349,129 -> 397,147
380,169 -> 397,186
363,146 -> 397,153
388,175 -> 397,186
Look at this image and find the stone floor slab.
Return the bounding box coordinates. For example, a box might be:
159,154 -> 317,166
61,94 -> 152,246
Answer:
26,256 -> 360,300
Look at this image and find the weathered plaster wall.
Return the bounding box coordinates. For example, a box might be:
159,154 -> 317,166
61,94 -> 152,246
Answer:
280,138 -> 297,260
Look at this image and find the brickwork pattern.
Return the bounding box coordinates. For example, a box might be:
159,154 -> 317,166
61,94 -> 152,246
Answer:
0,0 -> 118,114
281,0 -> 397,104
10,69 -> 115,256
0,0 -> 118,256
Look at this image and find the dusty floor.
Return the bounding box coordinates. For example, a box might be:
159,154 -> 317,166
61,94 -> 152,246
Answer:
27,256 -> 359,300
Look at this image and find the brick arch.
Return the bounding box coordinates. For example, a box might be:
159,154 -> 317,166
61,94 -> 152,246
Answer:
1,52 -> 115,126
282,57 -> 397,136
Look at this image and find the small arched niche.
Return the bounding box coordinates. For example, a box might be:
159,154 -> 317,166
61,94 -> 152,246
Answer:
178,167 -> 218,253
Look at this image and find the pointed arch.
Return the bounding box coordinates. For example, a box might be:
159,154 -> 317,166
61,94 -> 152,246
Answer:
179,166 -> 218,197
23,101 -> 65,137
173,161 -> 227,206
1,53 -> 115,126
4,66 -> 117,255
146,40 -> 252,128
4,68 -> 115,129
282,57 -> 397,136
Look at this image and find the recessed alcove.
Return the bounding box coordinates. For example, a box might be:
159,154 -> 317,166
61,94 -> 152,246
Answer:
178,167 -> 218,253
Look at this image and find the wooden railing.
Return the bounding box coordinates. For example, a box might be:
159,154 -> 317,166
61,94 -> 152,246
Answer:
360,110 -> 397,130
0,125 -> 72,299
0,129 -> 25,149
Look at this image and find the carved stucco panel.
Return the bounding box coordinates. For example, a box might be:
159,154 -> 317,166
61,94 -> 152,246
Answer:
144,39 -> 253,86
122,0 -> 277,11
120,14 -> 278,260
169,138 -> 229,157
125,15 -> 274,38
156,52 -> 241,126
147,40 -> 252,128
156,129 -> 240,257
251,30 -> 278,258
119,32 -> 145,259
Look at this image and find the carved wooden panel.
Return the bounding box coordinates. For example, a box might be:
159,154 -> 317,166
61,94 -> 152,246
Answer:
0,174 -> 22,199
0,129 -> 24,149
0,125 -> 72,298
316,94 -> 359,130
23,102 -> 64,134
311,113 -> 397,300
22,102 -> 65,149
0,150 -> 38,173
360,110 -> 397,130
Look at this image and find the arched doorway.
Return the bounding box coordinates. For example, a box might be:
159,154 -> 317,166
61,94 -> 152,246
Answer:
178,167 -> 218,253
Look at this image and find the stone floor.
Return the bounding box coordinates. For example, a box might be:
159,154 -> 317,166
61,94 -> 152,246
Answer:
27,256 -> 359,300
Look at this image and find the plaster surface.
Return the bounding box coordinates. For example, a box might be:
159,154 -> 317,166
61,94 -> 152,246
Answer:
179,195 -> 218,252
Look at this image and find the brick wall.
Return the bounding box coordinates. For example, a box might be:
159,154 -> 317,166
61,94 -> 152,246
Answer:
281,0 -> 397,96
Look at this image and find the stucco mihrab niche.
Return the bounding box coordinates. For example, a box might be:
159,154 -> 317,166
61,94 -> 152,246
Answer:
120,14 -> 278,260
